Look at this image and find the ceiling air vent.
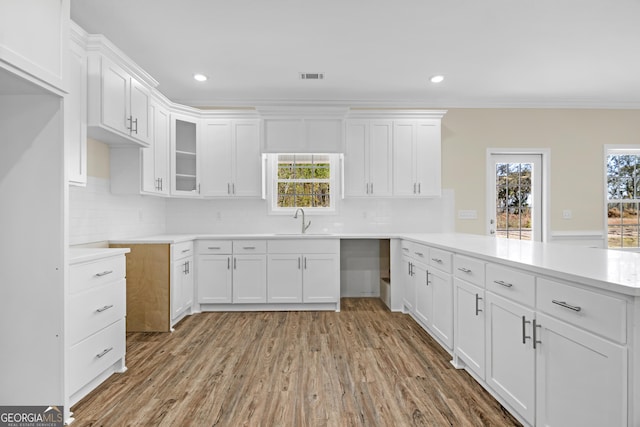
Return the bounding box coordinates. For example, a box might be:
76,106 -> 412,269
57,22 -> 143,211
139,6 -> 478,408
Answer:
299,72 -> 324,80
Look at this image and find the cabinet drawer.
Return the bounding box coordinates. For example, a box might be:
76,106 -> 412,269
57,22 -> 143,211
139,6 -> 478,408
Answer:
172,241 -> 194,260
69,318 -> 125,394
429,247 -> 453,273
233,240 -> 267,254
400,240 -> 428,262
70,255 -> 125,294
268,239 -> 339,254
454,255 -> 485,287
197,240 -> 232,254
486,263 -> 535,307
68,279 -> 126,345
537,278 -> 627,344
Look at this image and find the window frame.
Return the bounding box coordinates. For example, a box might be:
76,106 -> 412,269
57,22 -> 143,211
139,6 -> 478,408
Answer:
604,145 -> 640,250
267,153 -> 340,215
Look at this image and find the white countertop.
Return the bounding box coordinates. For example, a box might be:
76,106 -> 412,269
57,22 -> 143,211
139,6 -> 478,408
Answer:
69,247 -> 130,264
106,232 -> 640,296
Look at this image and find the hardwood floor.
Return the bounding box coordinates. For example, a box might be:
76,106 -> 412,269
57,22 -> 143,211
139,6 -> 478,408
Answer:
71,298 -> 521,426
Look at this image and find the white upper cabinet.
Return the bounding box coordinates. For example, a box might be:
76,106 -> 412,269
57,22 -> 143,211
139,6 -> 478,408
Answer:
66,25 -> 87,186
171,113 -> 200,196
262,118 -> 343,153
0,0 -> 69,93
393,120 -> 441,197
141,101 -> 170,195
344,120 -> 393,197
87,54 -> 151,147
200,119 -> 261,197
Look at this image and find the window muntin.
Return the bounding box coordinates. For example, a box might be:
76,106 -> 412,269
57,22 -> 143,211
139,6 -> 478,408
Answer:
606,150 -> 640,248
270,154 -> 337,212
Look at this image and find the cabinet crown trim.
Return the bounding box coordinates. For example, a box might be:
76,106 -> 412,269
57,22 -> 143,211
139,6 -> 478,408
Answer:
345,109 -> 447,120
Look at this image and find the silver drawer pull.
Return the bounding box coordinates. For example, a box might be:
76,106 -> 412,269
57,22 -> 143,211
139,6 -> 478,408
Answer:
181,249 -> 191,253
96,347 -> 113,358
414,252 -> 424,257
494,280 -> 513,288
208,246 -> 221,250
431,258 -> 443,263
457,267 -> 472,273
243,246 -> 256,250
95,270 -> 113,277
552,300 -> 582,312
402,247 -> 409,252
96,305 -> 114,313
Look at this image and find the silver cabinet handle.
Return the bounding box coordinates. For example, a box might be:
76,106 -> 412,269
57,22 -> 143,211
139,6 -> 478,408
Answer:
304,257 -> 307,269
457,267 -> 472,273
522,316 -> 531,344
426,271 -> 430,285
418,182 -> 421,194
160,177 -> 163,191
132,118 -> 138,134
95,270 -> 113,277
232,183 -> 235,194
233,258 -> 237,270
208,246 -> 221,250
494,280 -> 513,288
431,258 -> 443,263
186,261 -> 190,274
298,257 -> 301,269
228,183 -> 231,194
475,293 -> 483,315
402,247 -> 409,252
370,182 -> 373,194
227,257 -> 230,269
414,252 -> 424,257
96,305 -> 114,313
533,319 -> 542,349
552,300 -> 582,312
243,246 -> 256,250
126,115 -> 132,130
366,183 -> 369,194
413,182 -> 417,194
181,249 -> 191,253
96,347 -> 113,358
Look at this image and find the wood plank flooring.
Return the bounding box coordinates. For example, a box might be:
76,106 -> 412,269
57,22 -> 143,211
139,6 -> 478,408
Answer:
71,298 -> 521,426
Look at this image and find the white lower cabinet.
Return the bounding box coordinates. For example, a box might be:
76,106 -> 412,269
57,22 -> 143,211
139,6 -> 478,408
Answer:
485,292 -> 535,425
428,268 -> 453,349
171,244 -> 194,321
198,254 -> 233,303
402,252 -> 416,313
413,260 -> 431,325
454,277 -> 485,380
67,249 -> 129,411
232,254 -> 267,303
267,239 -> 340,304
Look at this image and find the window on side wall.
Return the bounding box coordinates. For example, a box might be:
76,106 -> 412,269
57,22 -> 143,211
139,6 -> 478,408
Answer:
269,153 -> 338,214
606,148 -> 640,249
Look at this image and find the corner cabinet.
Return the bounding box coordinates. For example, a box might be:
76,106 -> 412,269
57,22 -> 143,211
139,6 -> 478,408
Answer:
171,113 -> 200,196
87,53 -> 152,147
141,101 -> 170,195
200,119 -> 262,197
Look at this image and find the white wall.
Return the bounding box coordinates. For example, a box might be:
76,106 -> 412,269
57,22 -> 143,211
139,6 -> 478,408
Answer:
165,189 -> 455,234
68,176 -> 165,245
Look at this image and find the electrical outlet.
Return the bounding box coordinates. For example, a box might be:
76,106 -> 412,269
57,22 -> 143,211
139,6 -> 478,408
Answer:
562,209 -> 572,220
458,210 -> 478,220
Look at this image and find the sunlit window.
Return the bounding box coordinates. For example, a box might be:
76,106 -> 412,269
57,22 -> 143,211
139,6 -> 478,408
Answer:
606,149 -> 640,249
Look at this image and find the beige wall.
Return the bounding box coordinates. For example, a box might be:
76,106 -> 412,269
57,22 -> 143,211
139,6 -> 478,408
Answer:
87,138 -> 110,179
442,109 -> 640,235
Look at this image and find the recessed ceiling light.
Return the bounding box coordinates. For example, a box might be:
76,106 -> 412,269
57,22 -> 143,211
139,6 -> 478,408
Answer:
430,75 -> 444,83
193,73 -> 208,82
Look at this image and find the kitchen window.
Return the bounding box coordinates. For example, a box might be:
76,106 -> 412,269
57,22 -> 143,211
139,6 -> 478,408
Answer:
268,153 -> 338,214
606,147 -> 640,249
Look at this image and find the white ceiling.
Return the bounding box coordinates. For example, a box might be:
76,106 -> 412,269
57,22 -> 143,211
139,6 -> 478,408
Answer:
71,0 -> 640,108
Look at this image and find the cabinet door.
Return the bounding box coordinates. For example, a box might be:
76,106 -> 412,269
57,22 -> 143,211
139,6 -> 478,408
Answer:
197,255 -> 232,303
171,115 -> 199,196
101,57 -> 130,135
232,255 -> 267,303
154,106 -> 170,195
201,120 -> 232,196
232,120 -> 262,197
536,313 -> 627,427
414,121 -> 441,196
302,254 -> 339,303
129,78 -> 151,145
182,257 -> 194,310
486,293 -> 535,425
66,42 -> 87,186
413,261 -> 432,326
454,278 -> 485,379
171,259 -> 186,318
430,268 -> 453,349
402,256 -> 416,313
392,121 -> 416,196
267,254 -> 303,303
344,120 -> 368,197
369,121 -> 393,196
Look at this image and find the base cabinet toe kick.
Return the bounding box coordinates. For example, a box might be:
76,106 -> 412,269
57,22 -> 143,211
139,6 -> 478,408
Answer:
397,238 -> 638,427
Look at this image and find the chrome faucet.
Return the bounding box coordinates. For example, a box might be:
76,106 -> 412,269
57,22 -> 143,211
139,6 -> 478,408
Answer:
293,208 -> 311,234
